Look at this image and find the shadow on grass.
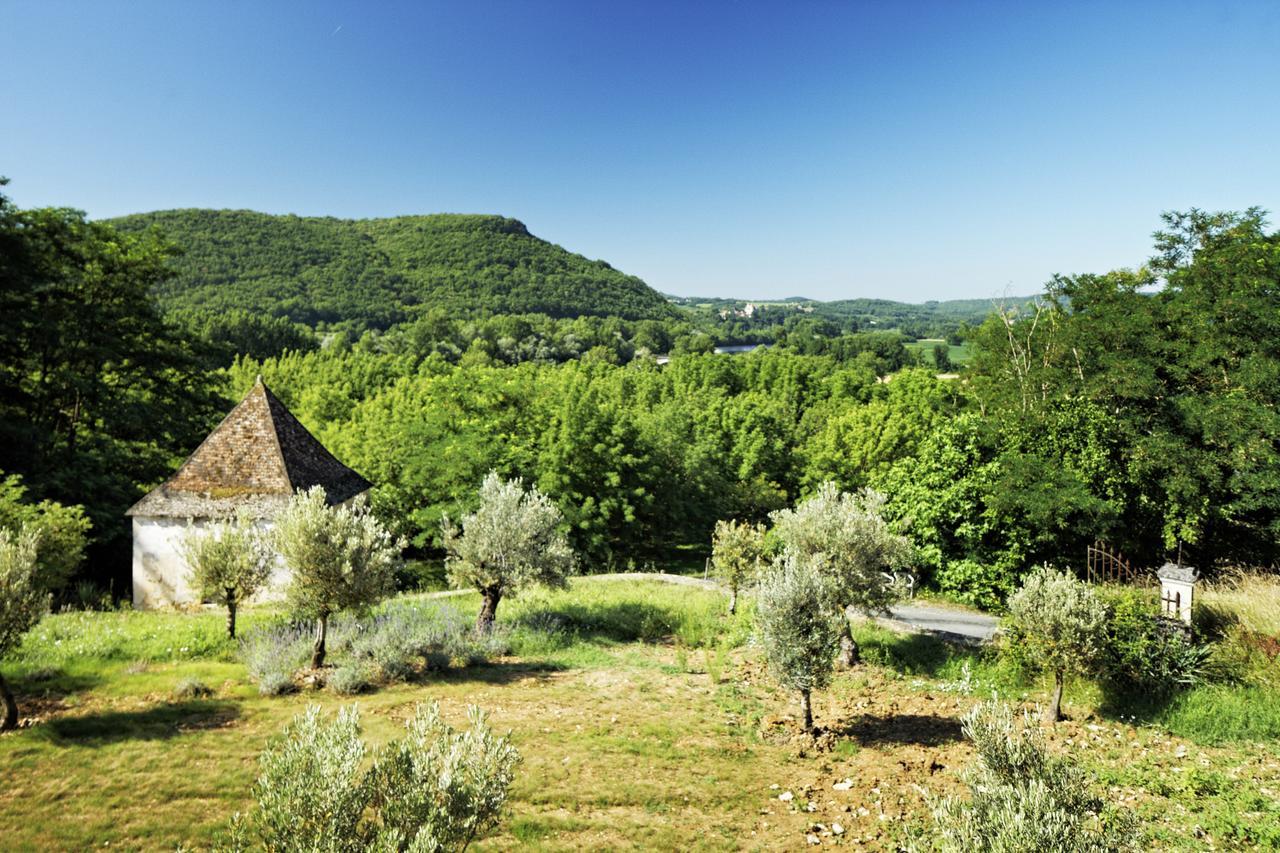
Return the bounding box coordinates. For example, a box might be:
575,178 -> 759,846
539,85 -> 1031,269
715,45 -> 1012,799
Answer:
434,660 -> 567,686
12,667 -> 105,698
856,630 -> 978,678
40,699 -> 240,745
512,601 -> 693,645
835,712 -> 965,747
1097,681 -> 1280,745
1096,682 -> 1176,724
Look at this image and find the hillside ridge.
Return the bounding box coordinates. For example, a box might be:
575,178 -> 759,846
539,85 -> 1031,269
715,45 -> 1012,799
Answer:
107,208 -> 677,329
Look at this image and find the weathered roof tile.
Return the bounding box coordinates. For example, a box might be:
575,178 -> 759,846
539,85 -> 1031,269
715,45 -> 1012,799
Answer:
127,377 -> 370,517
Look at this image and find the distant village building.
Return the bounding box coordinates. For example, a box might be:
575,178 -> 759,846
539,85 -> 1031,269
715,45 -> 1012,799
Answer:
126,377 -> 371,608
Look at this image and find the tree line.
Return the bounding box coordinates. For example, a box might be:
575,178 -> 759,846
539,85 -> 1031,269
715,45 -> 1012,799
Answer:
2,173 -> 1277,602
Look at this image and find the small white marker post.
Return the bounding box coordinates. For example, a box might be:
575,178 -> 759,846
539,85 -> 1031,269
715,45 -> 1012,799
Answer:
1157,562 -> 1199,627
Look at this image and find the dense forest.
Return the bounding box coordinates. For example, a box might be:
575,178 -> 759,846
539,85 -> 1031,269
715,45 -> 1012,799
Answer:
3,178 -> 1278,606
107,209 -> 680,329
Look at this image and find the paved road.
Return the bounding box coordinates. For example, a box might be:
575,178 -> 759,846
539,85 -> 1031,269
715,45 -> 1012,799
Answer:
425,572 -> 1000,643
882,604 -> 999,643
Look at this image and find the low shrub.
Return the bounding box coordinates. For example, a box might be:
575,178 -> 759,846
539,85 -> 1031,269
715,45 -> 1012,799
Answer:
327,663 -> 372,696
448,623 -> 511,666
923,700 -> 1139,852
238,623 -> 312,692
343,601 -> 509,679
1098,586 -> 1210,697
221,702 -> 519,851
239,601 -> 507,695
257,670 -> 295,697
173,678 -> 213,700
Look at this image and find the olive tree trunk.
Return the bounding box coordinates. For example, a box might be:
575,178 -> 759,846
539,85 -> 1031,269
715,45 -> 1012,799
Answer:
838,621 -> 859,667
728,586 -> 738,616
312,613 -> 329,669
1044,670 -> 1064,723
799,688 -> 813,732
226,591 -> 238,640
476,587 -> 502,632
0,670 -> 18,731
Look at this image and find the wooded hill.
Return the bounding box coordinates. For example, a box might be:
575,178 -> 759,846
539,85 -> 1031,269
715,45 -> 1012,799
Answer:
107,209 -> 679,329
667,293 -> 1039,336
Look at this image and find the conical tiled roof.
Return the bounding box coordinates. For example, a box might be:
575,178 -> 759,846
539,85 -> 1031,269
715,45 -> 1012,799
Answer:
127,377 -> 371,518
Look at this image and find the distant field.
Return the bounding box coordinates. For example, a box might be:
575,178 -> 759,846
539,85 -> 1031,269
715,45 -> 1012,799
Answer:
905,338 -> 973,367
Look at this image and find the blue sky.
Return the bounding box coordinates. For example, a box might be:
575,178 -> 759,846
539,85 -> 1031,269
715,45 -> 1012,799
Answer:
3,1 -> 1278,302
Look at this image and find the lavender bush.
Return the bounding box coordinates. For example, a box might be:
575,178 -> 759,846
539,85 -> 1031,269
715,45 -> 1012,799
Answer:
239,601 -> 510,696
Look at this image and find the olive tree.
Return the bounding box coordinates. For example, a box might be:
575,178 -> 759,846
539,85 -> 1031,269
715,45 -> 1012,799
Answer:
180,509 -> 272,639
1006,566 -> 1108,723
755,552 -> 843,732
274,487 -> 402,669
769,483 -> 912,665
442,472 -> 575,632
711,519 -> 767,615
0,527 -> 48,730
224,701 -> 519,851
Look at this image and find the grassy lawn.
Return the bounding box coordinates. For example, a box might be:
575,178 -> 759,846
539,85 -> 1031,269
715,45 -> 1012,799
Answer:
2,578 -> 1279,849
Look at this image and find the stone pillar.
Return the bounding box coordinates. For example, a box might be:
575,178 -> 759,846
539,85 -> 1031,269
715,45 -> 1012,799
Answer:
1157,562 -> 1199,626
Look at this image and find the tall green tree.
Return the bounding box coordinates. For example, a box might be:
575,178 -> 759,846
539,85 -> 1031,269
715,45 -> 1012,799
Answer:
0,179 -> 218,585
961,208 -> 1280,570
536,367 -> 655,564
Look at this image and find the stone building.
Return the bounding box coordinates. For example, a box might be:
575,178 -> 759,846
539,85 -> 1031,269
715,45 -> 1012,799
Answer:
127,376 -> 371,608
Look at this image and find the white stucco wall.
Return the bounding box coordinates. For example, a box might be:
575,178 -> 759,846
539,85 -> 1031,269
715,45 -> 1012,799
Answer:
131,517 -> 291,609
1161,578 -> 1195,625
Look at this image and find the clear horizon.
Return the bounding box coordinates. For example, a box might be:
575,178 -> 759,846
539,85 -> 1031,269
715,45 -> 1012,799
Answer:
3,0 -> 1278,302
